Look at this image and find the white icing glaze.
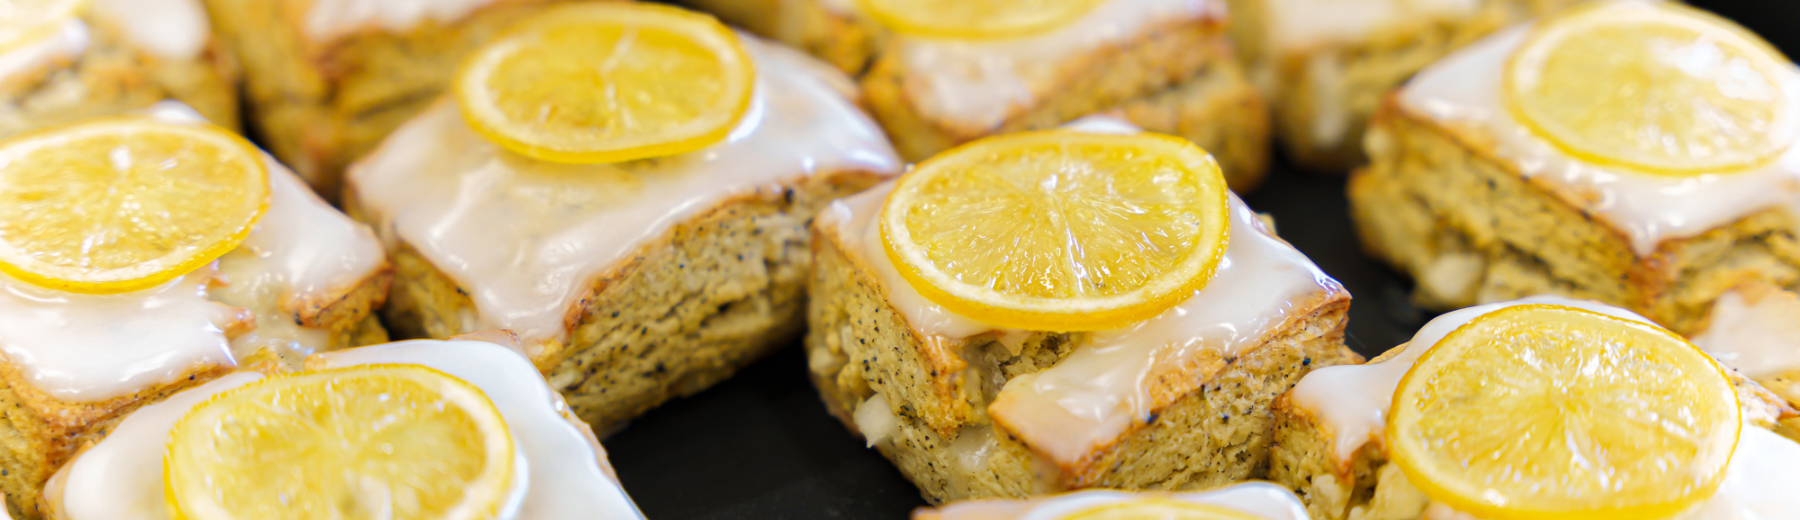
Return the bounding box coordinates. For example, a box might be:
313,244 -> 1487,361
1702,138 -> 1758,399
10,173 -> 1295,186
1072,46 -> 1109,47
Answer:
89,0 -> 210,60
853,394 -> 899,448
930,482 -> 1312,520
1288,295 -> 1649,462
348,36 -> 898,350
0,269 -> 239,402
1399,10 -> 1800,256
1262,0 -> 1478,52
1691,288 -> 1800,380
816,119 -> 1343,467
52,339 -> 644,520
0,20 -> 85,89
304,0 -> 501,44
891,0 -> 1219,131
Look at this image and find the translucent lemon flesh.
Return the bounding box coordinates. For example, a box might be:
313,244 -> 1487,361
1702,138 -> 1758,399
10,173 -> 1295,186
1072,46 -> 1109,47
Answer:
855,0 -> 1102,39
165,365 -> 516,520
1388,304 -> 1742,520
0,118 -> 268,294
1064,500 -> 1269,520
455,2 -> 753,164
1505,1 -> 1796,174
881,131 -> 1230,331
0,0 -> 82,53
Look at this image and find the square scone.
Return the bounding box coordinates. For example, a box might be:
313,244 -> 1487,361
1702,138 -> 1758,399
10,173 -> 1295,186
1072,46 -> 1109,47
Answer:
42,334 -> 645,520
807,118 -> 1357,504
0,106 -> 389,519
682,0 -> 1272,191
1227,0 -> 1581,170
0,0 -> 237,137
912,482 -> 1309,520
1267,296 -> 1800,520
343,4 -> 901,434
200,0 -> 628,197
1349,0 -> 1800,335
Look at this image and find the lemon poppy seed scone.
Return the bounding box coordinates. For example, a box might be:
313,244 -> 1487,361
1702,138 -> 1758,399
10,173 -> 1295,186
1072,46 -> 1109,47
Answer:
682,0 -> 1272,191
0,0 -> 236,137
1267,297 -> 1800,520
199,0 -> 628,197
0,108 -> 389,519
40,335 -> 644,520
913,482 -> 1312,520
1227,0 -> 1582,170
806,119 -> 1357,503
1350,1 -> 1800,335
344,3 -> 900,433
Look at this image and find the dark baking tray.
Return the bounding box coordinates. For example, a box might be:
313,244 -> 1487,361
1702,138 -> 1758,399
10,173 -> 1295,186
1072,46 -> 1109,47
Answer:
602,1 -> 1800,517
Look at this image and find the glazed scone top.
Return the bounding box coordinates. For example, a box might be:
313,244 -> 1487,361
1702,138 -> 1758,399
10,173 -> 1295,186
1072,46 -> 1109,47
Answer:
44,338 -> 644,520
1396,12 -> 1800,256
347,35 -> 899,354
1285,296 -> 1800,519
922,482 -> 1311,520
0,0 -> 211,88
0,103 -> 387,402
1691,285 -> 1800,381
1260,0 -> 1478,52
818,117 -> 1345,468
303,0 -> 506,44
831,0 -> 1221,131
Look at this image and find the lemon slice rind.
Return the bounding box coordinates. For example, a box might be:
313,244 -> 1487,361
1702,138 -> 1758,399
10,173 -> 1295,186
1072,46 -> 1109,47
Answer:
1387,304 -> 1742,520
853,0 -> 1103,40
454,2 -> 755,164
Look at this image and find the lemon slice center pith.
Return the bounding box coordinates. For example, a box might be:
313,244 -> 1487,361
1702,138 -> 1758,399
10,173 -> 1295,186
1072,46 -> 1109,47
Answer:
165,365 -> 516,520
1388,304 -> 1741,520
1505,1 -> 1797,175
455,2 -> 754,165
880,130 -> 1230,331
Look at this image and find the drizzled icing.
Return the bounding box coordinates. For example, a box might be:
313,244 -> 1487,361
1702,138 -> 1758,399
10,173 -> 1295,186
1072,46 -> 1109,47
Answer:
1287,296 -> 1800,520
49,339 -> 644,520
0,102 -> 386,402
0,20 -> 85,90
1398,15 -> 1800,256
89,0 -> 211,60
303,0 -> 502,44
889,0 -> 1218,131
1690,287 -> 1800,380
1287,296 -> 1649,462
348,36 -> 899,350
925,482 -> 1311,520
815,119 -> 1344,467
1260,0 -> 1478,52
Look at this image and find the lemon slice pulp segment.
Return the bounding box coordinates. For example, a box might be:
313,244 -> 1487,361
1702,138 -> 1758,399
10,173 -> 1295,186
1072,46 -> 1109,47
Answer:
165,364 -> 517,520
881,130 -> 1230,331
0,118 -> 268,294
0,0 -> 82,54
455,2 -> 754,164
1064,499 -> 1269,520
854,0 -> 1103,39
1505,1 -> 1797,175
1388,304 -> 1742,520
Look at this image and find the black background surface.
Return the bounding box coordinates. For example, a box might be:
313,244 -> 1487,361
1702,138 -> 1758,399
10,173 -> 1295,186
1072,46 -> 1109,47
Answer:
603,2 -> 1800,517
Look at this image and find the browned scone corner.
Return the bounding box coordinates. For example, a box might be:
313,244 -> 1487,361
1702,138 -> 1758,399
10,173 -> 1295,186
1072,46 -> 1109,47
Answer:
805,166 -> 1359,503
1229,0 -> 1581,171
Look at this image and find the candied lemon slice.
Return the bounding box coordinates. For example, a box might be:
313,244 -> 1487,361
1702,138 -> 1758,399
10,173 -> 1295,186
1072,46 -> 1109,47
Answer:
0,118 -> 268,294
1064,500 -> 1268,520
0,0 -> 82,53
455,2 -> 754,164
166,365 -> 516,520
855,0 -> 1102,39
1505,1 -> 1797,174
1388,304 -> 1742,520
880,131 -> 1230,331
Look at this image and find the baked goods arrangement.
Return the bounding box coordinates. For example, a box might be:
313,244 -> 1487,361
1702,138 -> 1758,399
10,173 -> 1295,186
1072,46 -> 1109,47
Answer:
0,0 -> 1787,518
